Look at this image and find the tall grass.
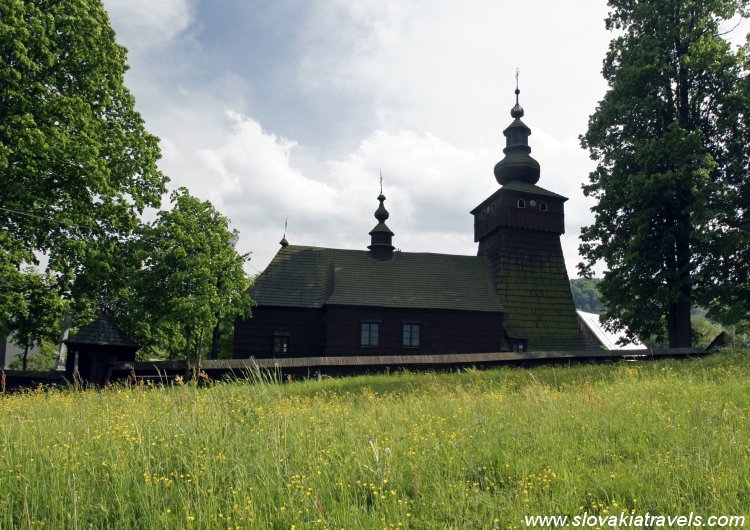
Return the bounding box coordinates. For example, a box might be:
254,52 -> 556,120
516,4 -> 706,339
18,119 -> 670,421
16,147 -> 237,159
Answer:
1,352 -> 749,529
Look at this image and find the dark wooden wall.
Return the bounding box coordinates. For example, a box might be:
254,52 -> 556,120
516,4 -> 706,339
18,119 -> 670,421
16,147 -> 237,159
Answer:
474,192 -> 565,242
234,305 -> 505,358
323,305 -> 504,356
233,307 -> 325,357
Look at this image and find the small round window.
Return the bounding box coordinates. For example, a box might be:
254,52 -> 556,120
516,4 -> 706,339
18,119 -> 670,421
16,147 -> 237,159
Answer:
517,199 -> 526,209
540,202 -> 548,212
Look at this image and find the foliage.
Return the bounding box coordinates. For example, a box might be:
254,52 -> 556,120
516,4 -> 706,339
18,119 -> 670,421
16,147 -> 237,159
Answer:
0,0 -> 167,293
8,338 -> 57,371
6,268 -> 66,370
0,1 -> 258,363
691,314 -> 724,348
132,188 -> 253,361
0,232 -> 26,332
569,278 -> 604,313
579,0 -> 750,347
1,353 -> 750,527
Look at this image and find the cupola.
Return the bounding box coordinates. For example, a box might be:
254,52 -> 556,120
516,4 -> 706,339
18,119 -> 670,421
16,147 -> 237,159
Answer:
493,85 -> 540,185
368,188 -> 395,260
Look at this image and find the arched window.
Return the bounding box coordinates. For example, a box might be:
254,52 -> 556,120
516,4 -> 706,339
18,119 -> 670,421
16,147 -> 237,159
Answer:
540,202 -> 548,212
517,198 -> 526,209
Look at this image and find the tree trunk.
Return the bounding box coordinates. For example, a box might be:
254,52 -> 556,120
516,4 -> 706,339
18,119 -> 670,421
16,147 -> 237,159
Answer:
669,192 -> 693,348
22,342 -> 29,371
209,321 -> 221,360
184,327 -> 192,377
667,301 -> 692,347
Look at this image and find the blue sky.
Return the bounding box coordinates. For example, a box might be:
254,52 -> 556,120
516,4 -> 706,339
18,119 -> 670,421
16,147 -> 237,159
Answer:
101,0 -> 748,276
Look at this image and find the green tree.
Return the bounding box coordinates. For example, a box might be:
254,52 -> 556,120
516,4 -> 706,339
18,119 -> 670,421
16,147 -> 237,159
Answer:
570,278 -> 605,313
579,0 -> 750,347
0,232 -> 24,334
134,188 -> 253,362
0,0 -> 167,295
7,269 -> 65,370
8,338 -> 58,371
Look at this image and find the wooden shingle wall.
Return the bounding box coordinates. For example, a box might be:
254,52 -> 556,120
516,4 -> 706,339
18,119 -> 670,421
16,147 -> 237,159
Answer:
479,228 -> 591,351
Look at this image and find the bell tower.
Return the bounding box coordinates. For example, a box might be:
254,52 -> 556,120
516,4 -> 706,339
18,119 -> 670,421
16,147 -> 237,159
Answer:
471,84 -> 587,351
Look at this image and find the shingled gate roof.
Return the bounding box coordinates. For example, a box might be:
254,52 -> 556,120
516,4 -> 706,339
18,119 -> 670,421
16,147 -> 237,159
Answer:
251,245 -> 504,313
65,314 -> 139,348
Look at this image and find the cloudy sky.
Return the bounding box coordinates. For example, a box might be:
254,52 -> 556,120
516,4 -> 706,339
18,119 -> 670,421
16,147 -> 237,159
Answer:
101,0 -> 746,277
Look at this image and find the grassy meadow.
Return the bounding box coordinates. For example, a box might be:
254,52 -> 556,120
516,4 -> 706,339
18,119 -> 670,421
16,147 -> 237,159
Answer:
1,352 -> 749,529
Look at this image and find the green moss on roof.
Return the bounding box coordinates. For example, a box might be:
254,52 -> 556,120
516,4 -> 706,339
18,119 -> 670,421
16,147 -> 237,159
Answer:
251,245 -> 504,313
490,234 -> 593,351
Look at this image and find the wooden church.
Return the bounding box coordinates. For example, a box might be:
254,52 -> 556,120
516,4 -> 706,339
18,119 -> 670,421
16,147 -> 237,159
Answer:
233,89 -> 591,359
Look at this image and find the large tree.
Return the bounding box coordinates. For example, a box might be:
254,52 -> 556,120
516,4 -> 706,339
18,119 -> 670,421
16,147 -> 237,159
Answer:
133,189 -> 253,362
579,0 -> 750,347
0,0 -> 167,298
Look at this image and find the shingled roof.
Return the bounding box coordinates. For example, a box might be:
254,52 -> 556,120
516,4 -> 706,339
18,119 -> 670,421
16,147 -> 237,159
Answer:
500,180 -> 568,199
251,245 -> 504,313
65,314 -> 139,348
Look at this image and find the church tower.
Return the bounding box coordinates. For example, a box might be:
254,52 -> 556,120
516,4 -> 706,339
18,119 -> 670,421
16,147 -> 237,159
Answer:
471,86 -> 587,351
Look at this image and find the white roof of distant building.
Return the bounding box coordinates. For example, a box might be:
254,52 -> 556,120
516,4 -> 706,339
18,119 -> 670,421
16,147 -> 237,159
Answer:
576,310 -> 645,350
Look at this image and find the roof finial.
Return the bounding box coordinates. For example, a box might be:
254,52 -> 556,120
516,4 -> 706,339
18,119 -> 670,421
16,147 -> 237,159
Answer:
511,68 -> 524,119
280,217 -> 289,247
379,168 -> 383,195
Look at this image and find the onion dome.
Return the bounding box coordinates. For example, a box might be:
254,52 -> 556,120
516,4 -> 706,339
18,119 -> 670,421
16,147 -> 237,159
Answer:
374,193 -> 389,222
368,191 -> 394,259
493,86 -> 540,186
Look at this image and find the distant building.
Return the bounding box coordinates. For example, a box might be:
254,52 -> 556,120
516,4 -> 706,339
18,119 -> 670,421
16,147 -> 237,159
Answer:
576,310 -> 645,350
64,313 -> 139,385
234,89 -> 593,358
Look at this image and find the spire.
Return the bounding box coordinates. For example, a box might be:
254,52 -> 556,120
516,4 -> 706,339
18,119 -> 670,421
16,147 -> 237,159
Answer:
368,176 -> 394,259
280,217 -> 289,247
493,74 -> 540,186
511,68 -> 524,119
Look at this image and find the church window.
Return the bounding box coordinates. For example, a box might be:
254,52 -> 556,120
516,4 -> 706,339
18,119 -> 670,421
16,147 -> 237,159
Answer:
540,202 -> 548,212
273,334 -> 289,354
517,199 -> 526,208
402,323 -> 421,347
360,322 -> 380,347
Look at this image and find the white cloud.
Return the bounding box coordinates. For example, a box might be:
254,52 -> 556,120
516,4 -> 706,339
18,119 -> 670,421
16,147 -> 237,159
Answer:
101,0 -> 614,278
197,111 -> 339,219
103,0 -> 194,48
174,107 -> 589,277
297,0 -> 611,147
